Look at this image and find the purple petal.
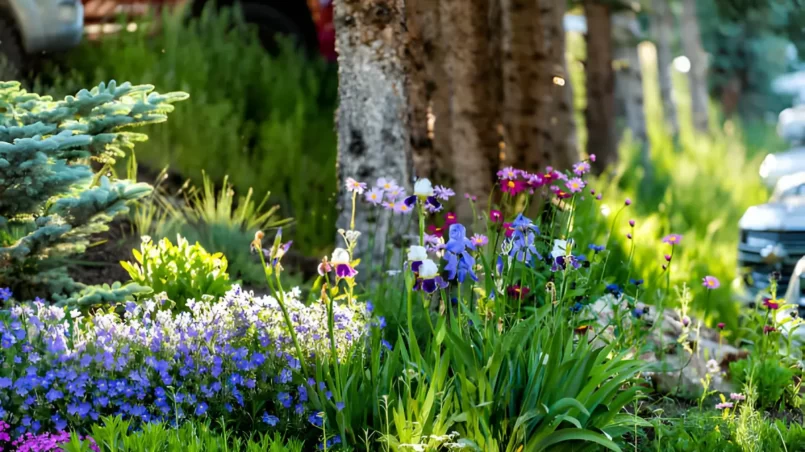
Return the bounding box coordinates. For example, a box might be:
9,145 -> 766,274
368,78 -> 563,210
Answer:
404,196 -> 417,207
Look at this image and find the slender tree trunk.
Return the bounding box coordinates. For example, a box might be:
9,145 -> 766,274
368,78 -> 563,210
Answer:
584,0 -> 617,172
613,13 -> 647,145
680,0 -> 709,132
651,0 -> 678,136
441,0 -> 500,220
539,0 -> 579,170
335,0 -> 413,260
500,0 -> 549,172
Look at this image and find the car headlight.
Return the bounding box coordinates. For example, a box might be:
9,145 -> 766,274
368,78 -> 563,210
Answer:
58,2 -> 77,22
760,154 -> 776,178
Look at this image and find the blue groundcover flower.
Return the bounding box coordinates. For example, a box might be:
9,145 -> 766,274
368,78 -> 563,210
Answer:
0,286 -> 368,436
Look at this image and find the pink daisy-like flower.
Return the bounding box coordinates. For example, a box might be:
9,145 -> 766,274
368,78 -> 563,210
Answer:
566,177 -> 585,193
715,402 -> 733,410
662,234 -> 683,245
501,179 -> 527,195
573,161 -> 591,175
345,177 -> 367,194
497,166 -> 519,180
762,298 -> 780,310
471,234 -> 488,247
702,276 -> 720,289
730,393 -> 746,401
526,173 -> 545,188
364,187 -> 384,205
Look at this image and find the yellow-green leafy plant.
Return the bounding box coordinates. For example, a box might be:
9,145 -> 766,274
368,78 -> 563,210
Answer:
120,235 -> 231,309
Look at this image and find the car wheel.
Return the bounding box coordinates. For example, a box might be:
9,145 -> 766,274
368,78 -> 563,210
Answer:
238,2 -> 319,57
0,17 -> 23,81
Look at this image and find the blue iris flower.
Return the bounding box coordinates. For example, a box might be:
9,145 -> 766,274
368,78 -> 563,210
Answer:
443,224 -> 478,283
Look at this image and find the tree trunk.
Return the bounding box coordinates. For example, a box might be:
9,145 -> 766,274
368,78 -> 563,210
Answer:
405,0 -> 444,180
334,0 -> 413,261
613,13 -> 647,146
584,0 -> 617,172
441,0 -> 500,220
651,0 -> 678,136
680,0 -> 709,133
539,0 -> 579,170
500,0 -> 549,172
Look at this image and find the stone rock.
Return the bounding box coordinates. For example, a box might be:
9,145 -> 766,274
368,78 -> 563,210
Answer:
589,295 -> 748,397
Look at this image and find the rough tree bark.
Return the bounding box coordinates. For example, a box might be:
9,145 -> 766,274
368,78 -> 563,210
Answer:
584,0 -> 617,172
680,0 -> 710,133
539,0 -> 579,170
441,0 -> 500,220
500,0 -> 549,172
334,0 -> 413,260
651,0 -> 678,136
405,0 -> 445,180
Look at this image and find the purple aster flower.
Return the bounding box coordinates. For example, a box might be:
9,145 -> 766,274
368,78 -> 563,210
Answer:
662,234 -> 682,245
376,177 -> 399,193
364,187 -> 384,205
566,177 -> 585,193
497,166 -> 519,180
393,202 -> 414,215
470,234 -> 488,247
573,161 -> 591,175
434,185 -> 455,200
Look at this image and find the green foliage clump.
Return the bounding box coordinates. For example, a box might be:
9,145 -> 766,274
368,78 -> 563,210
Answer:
132,171 -> 291,287
63,417 -> 304,452
45,6 -> 338,257
121,235 -> 231,308
0,80 -> 186,301
729,358 -> 797,411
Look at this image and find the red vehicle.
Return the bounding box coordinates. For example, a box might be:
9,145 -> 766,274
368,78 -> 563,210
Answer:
82,0 -> 336,60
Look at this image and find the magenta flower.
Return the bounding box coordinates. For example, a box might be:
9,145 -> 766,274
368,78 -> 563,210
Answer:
364,187 -> 384,205
566,177 -> 585,193
497,166 -> 519,180
573,161 -> 591,175
625,198 -> 632,206
501,179 -> 527,195
489,210 -> 503,223
596,194 -> 603,200
589,154 -> 597,162
702,276 -> 720,289
662,234 -> 683,245
345,177 -> 367,194
445,212 -> 458,226
526,173 -> 545,188
629,219 -> 635,227
470,234 -> 488,247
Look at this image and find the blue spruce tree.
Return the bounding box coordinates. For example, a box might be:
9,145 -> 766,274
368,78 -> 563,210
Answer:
0,80 -> 187,305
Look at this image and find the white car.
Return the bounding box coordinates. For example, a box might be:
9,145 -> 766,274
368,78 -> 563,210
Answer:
736,173 -> 805,306
0,0 -> 84,79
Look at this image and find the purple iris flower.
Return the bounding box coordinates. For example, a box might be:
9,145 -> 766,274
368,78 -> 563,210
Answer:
413,260 -> 448,294
443,224 -> 478,283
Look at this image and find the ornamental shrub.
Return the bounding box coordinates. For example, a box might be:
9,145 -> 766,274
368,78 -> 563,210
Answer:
120,235 -> 232,309
0,81 -> 186,302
